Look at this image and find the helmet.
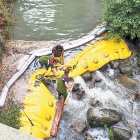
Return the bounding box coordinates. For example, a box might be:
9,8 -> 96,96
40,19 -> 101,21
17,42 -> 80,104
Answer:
56,45 -> 64,51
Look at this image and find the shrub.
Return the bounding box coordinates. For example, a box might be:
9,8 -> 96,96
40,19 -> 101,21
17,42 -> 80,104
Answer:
103,0 -> 140,39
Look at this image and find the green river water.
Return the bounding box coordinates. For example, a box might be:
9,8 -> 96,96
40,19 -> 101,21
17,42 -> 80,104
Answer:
12,0 -> 103,41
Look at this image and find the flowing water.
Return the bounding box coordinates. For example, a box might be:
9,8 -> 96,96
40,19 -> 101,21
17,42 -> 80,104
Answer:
28,46 -> 140,140
12,0 -> 103,41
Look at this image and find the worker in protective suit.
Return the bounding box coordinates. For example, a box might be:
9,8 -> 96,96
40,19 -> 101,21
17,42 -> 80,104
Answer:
56,67 -> 75,104
39,44 -> 64,77
52,44 -> 64,65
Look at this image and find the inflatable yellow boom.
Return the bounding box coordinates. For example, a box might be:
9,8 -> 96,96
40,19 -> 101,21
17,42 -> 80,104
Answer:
20,38 -> 131,139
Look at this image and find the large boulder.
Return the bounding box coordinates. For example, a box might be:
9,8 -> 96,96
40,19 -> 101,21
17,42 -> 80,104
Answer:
112,127 -> 132,140
87,108 -> 122,127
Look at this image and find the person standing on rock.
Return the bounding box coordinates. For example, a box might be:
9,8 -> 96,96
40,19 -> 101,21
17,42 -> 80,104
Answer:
56,67 -> 75,104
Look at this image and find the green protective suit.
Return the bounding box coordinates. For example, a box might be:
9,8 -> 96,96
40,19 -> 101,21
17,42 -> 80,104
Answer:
56,76 -> 67,98
39,55 -> 49,67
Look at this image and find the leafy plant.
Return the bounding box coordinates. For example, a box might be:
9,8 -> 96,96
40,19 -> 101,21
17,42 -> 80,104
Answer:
108,127 -> 115,140
103,0 -> 140,39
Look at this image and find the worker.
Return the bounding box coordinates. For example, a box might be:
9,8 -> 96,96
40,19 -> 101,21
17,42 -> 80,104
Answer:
56,67 -> 75,104
52,44 -> 64,65
39,44 -> 64,78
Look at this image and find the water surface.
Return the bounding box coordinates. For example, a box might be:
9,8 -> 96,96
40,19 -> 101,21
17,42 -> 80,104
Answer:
13,0 -> 103,41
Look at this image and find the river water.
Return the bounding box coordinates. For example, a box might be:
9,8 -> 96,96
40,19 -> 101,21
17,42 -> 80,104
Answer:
12,0 -> 103,41
26,45 -> 140,140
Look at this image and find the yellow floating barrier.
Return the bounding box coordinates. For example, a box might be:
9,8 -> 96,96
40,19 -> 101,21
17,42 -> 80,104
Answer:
20,38 -> 131,139
67,38 -> 131,77
20,82 -> 56,139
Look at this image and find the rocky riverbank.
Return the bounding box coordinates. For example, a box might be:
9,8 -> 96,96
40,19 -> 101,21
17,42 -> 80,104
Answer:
69,41 -> 140,140
0,37 -> 140,139
0,39 -> 59,106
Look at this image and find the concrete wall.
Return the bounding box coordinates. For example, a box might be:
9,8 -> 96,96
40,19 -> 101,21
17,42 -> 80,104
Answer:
0,123 -> 42,140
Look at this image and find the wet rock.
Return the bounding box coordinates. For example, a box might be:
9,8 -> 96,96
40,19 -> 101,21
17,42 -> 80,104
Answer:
72,83 -> 80,92
137,58 -> 140,67
76,89 -> 85,100
82,72 -> 92,81
71,121 -> 87,134
112,127 -> 132,140
90,99 -> 100,107
87,108 -> 122,127
101,64 -> 108,72
118,65 -> 132,76
86,133 -> 94,140
91,73 -> 102,82
132,37 -> 140,48
132,92 -> 140,102
110,61 -> 120,69
87,80 -> 95,89
117,75 -> 137,89
136,128 -> 140,140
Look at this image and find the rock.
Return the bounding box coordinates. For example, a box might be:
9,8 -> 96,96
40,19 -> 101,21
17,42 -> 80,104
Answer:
137,58 -> 140,67
132,92 -> 140,102
101,64 -> 108,71
92,73 -> 102,82
87,80 -> 95,89
76,89 -> 85,100
87,108 -> 122,127
118,65 -> 132,76
132,37 -> 140,48
112,127 -> 132,140
136,128 -> 140,140
72,83 -> 80,92
110,61 -> 120,69
82,72 -> 92,81
117,75 -> 137,89
90,99 -> 100,107
86,134 -> 94,140
71,121 -> 87,134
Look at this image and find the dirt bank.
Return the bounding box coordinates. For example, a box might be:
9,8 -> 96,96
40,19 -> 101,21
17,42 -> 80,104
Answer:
0,39 -> 59,106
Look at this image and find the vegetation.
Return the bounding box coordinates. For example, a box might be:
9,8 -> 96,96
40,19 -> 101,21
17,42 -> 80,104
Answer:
108,127 -> 114,140
0,0 -> 15,58
0,101 -> 20,129
103,0 -> 140,39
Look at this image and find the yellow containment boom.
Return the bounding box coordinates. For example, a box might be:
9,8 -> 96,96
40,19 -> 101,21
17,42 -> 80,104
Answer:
67,38 -> 131,77
20,38 -> 131,139
20,81 -> 56,139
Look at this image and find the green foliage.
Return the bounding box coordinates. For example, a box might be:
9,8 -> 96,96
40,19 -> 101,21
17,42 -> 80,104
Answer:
103,0 -> 140,39
0,102 -> 20,129
0,0 -> 15,52
108,128 -> 115,140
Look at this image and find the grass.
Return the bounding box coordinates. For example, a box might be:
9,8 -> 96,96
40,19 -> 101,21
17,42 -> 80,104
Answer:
0,101 -> 21,129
